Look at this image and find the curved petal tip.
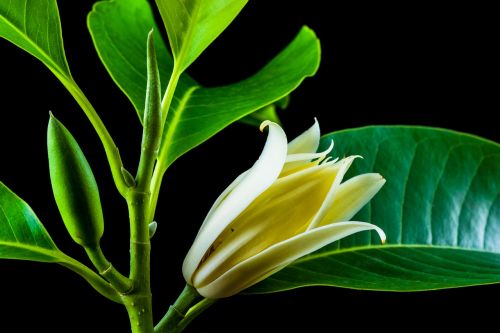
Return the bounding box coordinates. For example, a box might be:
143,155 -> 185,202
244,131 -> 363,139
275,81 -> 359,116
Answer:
260,120 -> 275,132
373,224 -> 386,244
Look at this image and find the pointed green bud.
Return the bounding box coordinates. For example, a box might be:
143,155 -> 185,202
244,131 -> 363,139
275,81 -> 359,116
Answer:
121,167 -> 136,187
149,221 -> 158,239
136,30 -> 162,187
47,113 -> 104,247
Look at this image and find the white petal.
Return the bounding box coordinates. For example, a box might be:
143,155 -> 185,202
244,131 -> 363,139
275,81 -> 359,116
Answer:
192,161 -> 342,288
318,173 -> 386,226
195,171 -> 249,234
287,118 -> 320,154
281,140 -> 334,177
196,221 -> 386,298
307,156 -> 359,230
183,121 -> 288,283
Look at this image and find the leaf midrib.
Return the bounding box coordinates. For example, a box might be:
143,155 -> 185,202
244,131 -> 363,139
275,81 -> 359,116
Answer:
0,240 -> 61,259
326,125 -> 500,147
294,244 -> 500,266
175,0 -> 203,67
160,85 -> 200,169
0,12 -> 69,77
296,251 -> 494,283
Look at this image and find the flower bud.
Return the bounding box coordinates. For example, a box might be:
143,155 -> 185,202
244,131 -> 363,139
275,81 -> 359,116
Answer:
47,114 -> 104,247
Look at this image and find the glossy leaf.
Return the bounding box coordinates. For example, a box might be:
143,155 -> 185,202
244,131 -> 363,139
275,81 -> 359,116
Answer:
239,96 -> 290,127
155,0 -> 248,72
88,0 -> 186,116
88,0 -> 320,169
0,181 -> 60,262
238,105 -> 281,127
0,0 -> 71,78
0,181 -> 121,302
158,26 -> 319,170
250,126 -> 500,292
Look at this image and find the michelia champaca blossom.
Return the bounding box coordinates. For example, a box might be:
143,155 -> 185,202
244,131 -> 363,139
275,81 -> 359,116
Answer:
183,120 -> 386,298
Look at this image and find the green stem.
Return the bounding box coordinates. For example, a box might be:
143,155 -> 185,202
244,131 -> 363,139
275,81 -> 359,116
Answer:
84,245 -> 132,293
147,65 -> 182,223
124,190 -> 154,333
147,166 -> 163,223
137,31 -> 162,188
59,254 -> 122,304
161,65 -> 182,126
155,284 -> 215,333
59,76 -> 128,196
175,298 -> 216,333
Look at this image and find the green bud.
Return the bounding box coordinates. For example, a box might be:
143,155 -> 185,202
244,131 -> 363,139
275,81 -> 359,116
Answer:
47,113 -> 104,247
136,30 -> 162,187
148,221 -> 158,239
121,166 -> 136,187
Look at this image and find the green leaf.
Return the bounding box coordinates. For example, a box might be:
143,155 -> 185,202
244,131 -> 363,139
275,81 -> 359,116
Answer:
1,1 -> 129,197
88,0 -> 186,117
250,126 -> 500,293
155,0 -> 248,72
88,0 -> 320,169
0,181 -> 121,302
0,0 -> 71,79
158,26 -> 319,170
0,181 -> 60,262
238,105 -> 281,127
239,96 -> 290,127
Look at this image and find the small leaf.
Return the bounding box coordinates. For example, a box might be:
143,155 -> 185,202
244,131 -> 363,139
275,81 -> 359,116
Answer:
155,0 -> 248,72
0,0 -> 71,78
121,167 -> 136,187
88,0 -> 320,170
249,126 -> 500,293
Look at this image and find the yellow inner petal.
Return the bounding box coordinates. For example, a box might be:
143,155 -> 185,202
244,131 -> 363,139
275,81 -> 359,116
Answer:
192,164 -> 342,287
317,173 -> 385,227
279,160 -> 320,178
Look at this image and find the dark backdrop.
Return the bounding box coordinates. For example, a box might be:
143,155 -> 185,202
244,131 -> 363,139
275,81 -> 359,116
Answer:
0,1 -> 497,332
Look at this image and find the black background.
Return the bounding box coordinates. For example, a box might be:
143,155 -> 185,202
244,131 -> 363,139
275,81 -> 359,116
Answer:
0,1 -> 498,332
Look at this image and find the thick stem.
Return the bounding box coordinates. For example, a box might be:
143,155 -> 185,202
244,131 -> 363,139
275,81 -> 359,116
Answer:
124,190 -> 154,333
119,54 -> 185,332
123,291 -> 154,333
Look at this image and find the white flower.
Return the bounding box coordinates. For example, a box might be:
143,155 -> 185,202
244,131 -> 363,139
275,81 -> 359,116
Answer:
183,120 -> 386,298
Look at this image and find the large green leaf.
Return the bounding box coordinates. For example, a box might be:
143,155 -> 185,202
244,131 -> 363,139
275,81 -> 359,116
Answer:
88,0 -> 187,115
88,0 -> 320,170
158,27 -> 318,170
250,126 -> 500,292
0,181 -> 121,302
0,0 -> 71,79
155,0 -> 248,72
